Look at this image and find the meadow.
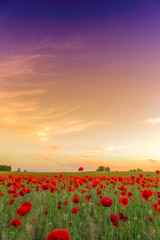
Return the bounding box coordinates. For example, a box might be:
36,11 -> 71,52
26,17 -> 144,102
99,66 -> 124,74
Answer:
0,171 -> 160,240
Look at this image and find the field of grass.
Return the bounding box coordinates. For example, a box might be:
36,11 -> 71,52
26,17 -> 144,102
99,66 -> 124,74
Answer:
0,171 -> 159,240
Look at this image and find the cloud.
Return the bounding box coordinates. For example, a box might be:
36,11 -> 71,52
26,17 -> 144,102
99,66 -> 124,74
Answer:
67,154 -> 111,170
138,118 -> 160,126
32,156 -> 54,162
148,159 -> 159,163
0,80 -> 108,142
133,157 -> 159,163
50,145 -> 61,150
91,146 -> 114,153
0,89 -> 45,99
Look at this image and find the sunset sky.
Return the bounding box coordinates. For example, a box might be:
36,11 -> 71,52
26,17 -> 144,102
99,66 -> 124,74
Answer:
0,0 -> 160,172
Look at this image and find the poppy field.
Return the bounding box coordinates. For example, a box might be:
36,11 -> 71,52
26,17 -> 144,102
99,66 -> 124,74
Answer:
1,171 -> 160,240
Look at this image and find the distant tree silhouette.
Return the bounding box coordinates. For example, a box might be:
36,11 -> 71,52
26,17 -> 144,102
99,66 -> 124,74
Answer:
129,168 -> 143,172
97,166 -> 110,171
0,165 -> 11,171
105,167 -> 110,172
96,166 -> 105,171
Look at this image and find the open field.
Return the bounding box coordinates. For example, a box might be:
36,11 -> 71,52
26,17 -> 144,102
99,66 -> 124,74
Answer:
0,171 -> 157,177
0,171 -> 160,240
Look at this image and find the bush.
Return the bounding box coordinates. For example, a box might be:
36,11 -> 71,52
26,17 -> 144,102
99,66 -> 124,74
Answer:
0,165 -> 11,171
96,166 -> 110,172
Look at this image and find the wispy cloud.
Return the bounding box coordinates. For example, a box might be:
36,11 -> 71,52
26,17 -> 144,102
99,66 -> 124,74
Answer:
67,154 -> 111,170
0,89 -> 45,99
0,80 -> 108,142
32,156 -> 54,162
138,118 -> 160,126
133,157 -> 159,163
91,146 -> 114,153
148,158 -> 159,163
50,145 -> 61,150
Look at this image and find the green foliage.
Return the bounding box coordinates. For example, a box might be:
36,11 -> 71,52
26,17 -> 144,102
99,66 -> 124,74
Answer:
0,165 -> 11,171
129,168 -> 143,172
96,166 -> 105,171
105,167 -> 110,172
96,166 -> 110,171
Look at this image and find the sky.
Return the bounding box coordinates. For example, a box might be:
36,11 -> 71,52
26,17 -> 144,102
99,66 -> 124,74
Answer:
0,0 -> 160,172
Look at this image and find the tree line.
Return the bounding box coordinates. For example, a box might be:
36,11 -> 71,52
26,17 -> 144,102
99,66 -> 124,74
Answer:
0,165 -> 11,171
96,166 -> 110,172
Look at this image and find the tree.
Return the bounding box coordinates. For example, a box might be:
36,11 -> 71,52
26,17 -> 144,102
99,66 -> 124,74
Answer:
17,168 -> 21,172
105,167 -> 110,172
96,166 -> 105,171
137,168 -> 143,172
0,165 -> 11,171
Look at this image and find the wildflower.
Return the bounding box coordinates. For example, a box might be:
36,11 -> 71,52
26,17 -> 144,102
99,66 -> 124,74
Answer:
46,229 -> 70,240
78,167 -> 84,171
6,199 -> 15,206
85,194 -> 92,202
157,192 -> 160,198
141,190 -> 154,201
110,213 -> 119,228
10,218 -> 22,228
16,206 -> 31,217
119,212 -> 128,222
72,195 -> 80,204
100,197 -> 113,207
118,196 -> 129,207
72,206 -> 80,214
148,217 -> 152,221
58,202 -> 61,210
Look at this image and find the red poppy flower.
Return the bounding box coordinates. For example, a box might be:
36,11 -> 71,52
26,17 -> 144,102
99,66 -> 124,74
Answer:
46,229 -> 70,240
6,199 -> 15,206
141,190 -> 154,201
110,213 -> 119,228
72,196 -> 80,204
12,192 -> 19,198
128,191 -> 133,197
119,212 -> 128,222
85,194 -> 92,202
118,196 -> 129,207
16,206 -> 31,217
100,197 -> 113,207
153,201 -> 160,214
96,190 -> 102,195
92,179 -> 99,187
114,191 -> 118,195
19,190 -> 25,196
10,218 -> 22,228
78,167 -> 84,171
44,210 -> 48,215
118,176 -> 124,182
148,216 -> 152,221
21,201 -> 32,208
72,206 -> 80,214
157,192 -> 160,198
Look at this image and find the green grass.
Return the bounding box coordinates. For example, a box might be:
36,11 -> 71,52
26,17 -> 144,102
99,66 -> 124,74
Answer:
0,171 -> 159,240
